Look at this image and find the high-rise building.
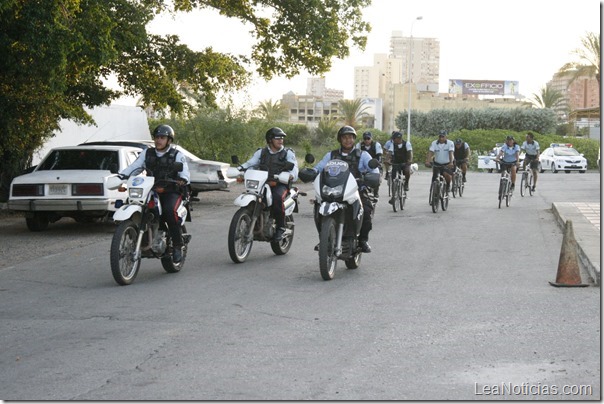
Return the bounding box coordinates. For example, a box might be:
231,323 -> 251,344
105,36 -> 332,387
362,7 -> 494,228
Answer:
354,32 -> 440,132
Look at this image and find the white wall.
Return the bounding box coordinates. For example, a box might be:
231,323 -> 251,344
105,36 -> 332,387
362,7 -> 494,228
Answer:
33,105 -> 150,165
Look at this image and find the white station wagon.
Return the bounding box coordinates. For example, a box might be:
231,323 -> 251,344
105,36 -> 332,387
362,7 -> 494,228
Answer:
8,145 -> 143,231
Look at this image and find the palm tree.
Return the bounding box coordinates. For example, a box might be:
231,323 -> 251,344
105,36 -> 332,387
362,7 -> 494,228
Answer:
558,31 -> 600,89
530,85 -> 565,109
254,99 -> 289,122
338,98 -> 370,128
314,117 -> 339,147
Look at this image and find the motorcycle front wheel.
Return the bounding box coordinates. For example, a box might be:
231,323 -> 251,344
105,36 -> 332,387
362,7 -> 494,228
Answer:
161,225 -> 187,273
271,215 -> 294,255
110,220 -> 141,285
319,216 -> 338,280
228,207 -> 254,263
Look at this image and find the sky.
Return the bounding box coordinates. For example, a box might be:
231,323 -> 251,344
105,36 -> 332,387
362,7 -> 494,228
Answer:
114,0 -> 601,110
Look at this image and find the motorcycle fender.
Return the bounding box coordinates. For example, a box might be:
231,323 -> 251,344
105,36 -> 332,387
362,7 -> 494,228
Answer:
234,194 -> 258,208
113,204 -> 143,222
319,201 -> 344,216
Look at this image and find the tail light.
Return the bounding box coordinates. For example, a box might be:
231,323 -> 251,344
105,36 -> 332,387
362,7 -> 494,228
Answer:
12,184 -> 44,196
72,183 -> 104,196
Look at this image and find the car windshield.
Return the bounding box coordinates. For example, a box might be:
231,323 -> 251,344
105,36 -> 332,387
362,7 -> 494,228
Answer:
553,147 -> 580,157
37,150 -> 120,173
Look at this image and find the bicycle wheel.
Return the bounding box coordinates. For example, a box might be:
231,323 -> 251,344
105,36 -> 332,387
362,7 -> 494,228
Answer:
506,184 -> 511,207
398,180 -> 404,210
528,172 -> 534,196
520,172 -> 527,197
498,179 -> 505,209
458,177 -> 464,197
451,175 -> 458,198
387,172 -> 392,197
392,177 -> 399,212
431,180 -> 439,213
429,181 -> 434,206
440,180 -> 449,211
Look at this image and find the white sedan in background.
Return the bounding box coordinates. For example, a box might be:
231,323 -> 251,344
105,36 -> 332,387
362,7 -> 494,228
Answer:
9,145 -> 143,231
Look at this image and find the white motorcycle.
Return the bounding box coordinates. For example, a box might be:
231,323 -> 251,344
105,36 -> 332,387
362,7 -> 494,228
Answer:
299,155 -> 379,280
107,173 -> 191,285
226,162 -> 303,264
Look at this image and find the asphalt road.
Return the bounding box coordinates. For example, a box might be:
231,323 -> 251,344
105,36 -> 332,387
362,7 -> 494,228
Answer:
0,170 -> 600,400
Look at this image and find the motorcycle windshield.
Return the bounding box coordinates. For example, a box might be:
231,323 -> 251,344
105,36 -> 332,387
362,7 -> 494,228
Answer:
321,160 -> 350,201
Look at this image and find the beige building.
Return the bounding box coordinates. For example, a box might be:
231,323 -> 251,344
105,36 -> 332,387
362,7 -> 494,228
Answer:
547,72 -> 600,117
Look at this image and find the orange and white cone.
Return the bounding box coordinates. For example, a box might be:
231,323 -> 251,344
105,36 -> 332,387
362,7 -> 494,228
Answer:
549,220 -> 589,287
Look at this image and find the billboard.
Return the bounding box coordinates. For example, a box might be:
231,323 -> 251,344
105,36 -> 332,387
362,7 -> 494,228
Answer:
448,80 -> 519,96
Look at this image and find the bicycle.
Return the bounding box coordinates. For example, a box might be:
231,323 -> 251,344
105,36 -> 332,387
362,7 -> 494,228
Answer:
427,162 -> 449,213
389,163 -> 407,212
497,160 -> 515,208
451,165 -> 464,198
520,161 -> 536,197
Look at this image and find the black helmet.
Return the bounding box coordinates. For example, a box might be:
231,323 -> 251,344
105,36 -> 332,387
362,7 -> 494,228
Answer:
439,129 -> 448,137
362,131 -> 372,140
265,127 -> 287,143
152,124 -> 175,140
337,126 -> 357,142
455,138 -> 463,145
392,131 -> 403,139
506,135 -> 515,141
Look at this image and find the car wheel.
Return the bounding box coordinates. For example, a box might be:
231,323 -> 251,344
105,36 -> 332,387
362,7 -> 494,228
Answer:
26,212 -> 49,232
551,163 -> 558,173
538,162 -> 544,173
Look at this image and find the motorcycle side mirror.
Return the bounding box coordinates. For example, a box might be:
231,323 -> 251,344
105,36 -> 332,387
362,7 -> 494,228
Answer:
368,158 -> 380,169
305,154 -> 315,164
231,155 -> 240,165
284,161 -> 295,171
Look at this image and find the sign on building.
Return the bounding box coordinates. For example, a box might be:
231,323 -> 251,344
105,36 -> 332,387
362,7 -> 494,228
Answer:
448,79 -> 519,96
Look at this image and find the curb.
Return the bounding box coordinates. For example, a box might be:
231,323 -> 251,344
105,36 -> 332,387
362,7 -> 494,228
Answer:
552,203 -> 601,286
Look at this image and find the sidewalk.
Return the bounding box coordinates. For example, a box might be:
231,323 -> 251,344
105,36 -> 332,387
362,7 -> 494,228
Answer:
552,202 -> 601,286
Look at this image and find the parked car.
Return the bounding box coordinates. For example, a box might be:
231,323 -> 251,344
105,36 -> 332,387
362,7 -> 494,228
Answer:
8,145 -> 143,231
80,140 -> 235,195
539,143 -> 587,173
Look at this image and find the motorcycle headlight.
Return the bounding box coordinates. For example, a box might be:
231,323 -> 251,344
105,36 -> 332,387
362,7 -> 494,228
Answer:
246,179 -> 260,190
322,184 -> 343,197
129,188 -> 144,198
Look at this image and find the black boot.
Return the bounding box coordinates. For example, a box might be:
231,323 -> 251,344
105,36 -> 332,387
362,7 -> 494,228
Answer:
274,227 -> 286,242
172,245 -> 183,263
359,240 -> 372,253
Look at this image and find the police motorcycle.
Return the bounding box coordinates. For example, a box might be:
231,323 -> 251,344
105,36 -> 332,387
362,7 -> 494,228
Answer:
106,164 -> 191,285
299,154 -> 380,281
226,157 -> 304,264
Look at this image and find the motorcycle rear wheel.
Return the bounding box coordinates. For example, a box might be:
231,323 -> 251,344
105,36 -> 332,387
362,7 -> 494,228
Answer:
319,216 -> 338,280
110,220 -> 141,285
228,207 -> 254,263
270,215 -> 294,255
161,225 -> 187,273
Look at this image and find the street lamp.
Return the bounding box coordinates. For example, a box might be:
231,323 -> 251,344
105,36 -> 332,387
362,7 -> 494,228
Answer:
406,16 -> 422,143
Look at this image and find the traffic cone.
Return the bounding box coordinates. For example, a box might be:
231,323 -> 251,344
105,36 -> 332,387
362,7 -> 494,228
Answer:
549,220 -> 589,287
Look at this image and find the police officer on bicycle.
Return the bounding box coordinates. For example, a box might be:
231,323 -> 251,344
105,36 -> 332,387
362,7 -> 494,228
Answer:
496,135 -> 520,191
520,132 -> 540,192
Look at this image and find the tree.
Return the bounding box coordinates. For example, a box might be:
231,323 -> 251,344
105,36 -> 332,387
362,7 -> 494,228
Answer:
0,0 -> 371,201
314,117 -> 339,147
338,98 -> 370,128
530,85 -> 565,109
558,31 -> 600,89
254,99 -> 289,122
